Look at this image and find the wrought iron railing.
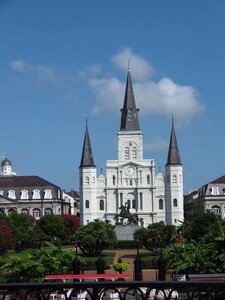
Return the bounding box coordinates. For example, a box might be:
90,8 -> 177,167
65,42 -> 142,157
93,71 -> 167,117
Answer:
1,280 -> 225,300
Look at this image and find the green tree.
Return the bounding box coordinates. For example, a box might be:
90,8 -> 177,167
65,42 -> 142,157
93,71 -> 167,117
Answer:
134,222 -> 177,255
6,212 -> 35,252
37,214 -> 65,242
179,211 -> 225,243
77,219 -> 117,256
0,242 -> 86,282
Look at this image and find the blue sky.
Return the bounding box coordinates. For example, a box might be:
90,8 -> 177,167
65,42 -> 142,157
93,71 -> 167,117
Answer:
0,0 -> 225,193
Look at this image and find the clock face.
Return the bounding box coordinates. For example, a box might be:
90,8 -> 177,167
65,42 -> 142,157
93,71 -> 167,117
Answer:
126,166 -> 135,176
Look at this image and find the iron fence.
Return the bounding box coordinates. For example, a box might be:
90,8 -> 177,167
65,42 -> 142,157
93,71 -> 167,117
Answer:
1,280 -> 225,300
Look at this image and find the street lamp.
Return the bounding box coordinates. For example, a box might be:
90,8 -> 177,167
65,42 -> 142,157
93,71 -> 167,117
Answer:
96,233 -> 105,274
157,235 -> 166,281
134,236 -> 142,281
72,232 -> 81,275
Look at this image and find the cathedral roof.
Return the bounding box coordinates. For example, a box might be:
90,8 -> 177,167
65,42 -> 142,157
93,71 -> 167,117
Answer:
120,69 -> 140,131
166,118 -> 182,165
80,125 -> 95,168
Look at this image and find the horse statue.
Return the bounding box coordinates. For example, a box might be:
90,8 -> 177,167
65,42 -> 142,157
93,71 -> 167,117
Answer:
119,204 -> 139,225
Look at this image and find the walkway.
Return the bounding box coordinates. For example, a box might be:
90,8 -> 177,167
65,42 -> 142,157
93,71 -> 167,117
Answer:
106,249 -> 157,281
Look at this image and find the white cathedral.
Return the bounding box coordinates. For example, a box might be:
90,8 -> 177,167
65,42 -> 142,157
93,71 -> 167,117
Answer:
79,70 -> 184,228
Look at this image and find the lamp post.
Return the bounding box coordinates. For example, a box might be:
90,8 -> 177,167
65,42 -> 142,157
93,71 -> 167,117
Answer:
134,236 -> 142,281
96,234 -> 105,274
72,232 -> 81,275
157,235 -> 166,280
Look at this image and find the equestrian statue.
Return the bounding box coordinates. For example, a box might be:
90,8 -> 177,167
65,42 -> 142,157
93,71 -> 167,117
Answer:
119,202 -> 139,225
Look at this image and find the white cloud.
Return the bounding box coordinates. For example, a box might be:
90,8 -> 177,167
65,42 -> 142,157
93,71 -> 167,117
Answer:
111,47 -> 153,81
10,60 -> 27,72
144,137 -> 168,153
89,49 -> 205,125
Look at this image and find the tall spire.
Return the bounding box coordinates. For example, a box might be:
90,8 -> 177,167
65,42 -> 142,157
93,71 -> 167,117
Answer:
80,124 -> 95,168
166,117 -> 182,165
120,69 -> 140,131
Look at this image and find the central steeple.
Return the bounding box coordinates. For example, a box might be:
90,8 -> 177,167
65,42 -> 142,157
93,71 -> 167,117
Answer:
120,69 -> 140,131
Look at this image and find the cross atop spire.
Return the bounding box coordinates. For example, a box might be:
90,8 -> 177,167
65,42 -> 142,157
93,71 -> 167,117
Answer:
166,117 -> 182,165
80,124 -> 95,168
120,69 -> 140,131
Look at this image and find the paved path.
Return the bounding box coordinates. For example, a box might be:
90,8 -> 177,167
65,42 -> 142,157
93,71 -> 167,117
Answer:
106,249 -> 157,281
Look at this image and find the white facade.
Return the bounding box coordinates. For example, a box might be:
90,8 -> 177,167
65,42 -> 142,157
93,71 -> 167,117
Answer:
80,70 -> 184,227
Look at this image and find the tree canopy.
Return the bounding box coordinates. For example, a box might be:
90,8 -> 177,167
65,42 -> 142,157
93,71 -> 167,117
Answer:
76,219 -> 117,256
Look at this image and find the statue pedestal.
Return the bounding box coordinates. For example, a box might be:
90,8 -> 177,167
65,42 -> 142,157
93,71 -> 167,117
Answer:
115,224 -> 139,241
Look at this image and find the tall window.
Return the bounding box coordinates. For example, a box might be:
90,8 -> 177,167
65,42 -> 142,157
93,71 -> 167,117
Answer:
124,147 -> 129,160
147,175 -> 150,185
85,200 -> 89,209
120,193 -> 123,207
85,177 -> 89,185
127,200 -> 131,209
100,200 -> 104,210
132,147 -> 137,159
132,199 -> 136,209
112,175 -> 116,185
140,193 -> 143,210
159,199 -> 163,210
127,107 -> 132,121
173,198 -> 178,207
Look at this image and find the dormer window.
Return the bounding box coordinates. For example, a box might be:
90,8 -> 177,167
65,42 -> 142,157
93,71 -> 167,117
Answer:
33,189 -> 40,199
44,189 -> 52,199
211,186 -> 219,195
8,190 -> 16,199
21,190 -> 29,199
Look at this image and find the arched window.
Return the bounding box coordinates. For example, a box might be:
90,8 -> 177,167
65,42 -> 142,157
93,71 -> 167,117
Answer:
211,205 -> 221,215
21,190 -> 29,199
159,199 -> 163,210
32,208 -> 40,219
44,208 -> 52,215
172,175 -> 177,183
173,198 -> 178,207
85,177 -> 89,185
21,208 -> 29,215
8,208 -> 17,214
85,200 -> 89,209
100,200 -> 104,210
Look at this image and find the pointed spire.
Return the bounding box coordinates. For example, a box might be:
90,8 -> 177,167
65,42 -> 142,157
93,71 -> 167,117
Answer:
120,69 -> 140,131
80,124 -> 95,168
166,117 -> 182,165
